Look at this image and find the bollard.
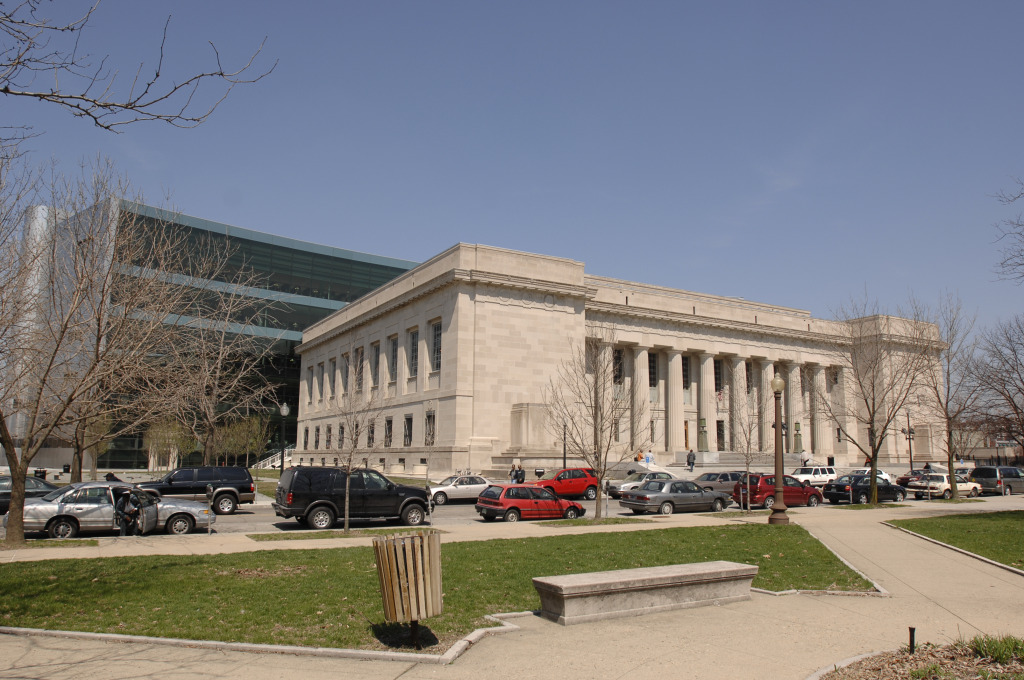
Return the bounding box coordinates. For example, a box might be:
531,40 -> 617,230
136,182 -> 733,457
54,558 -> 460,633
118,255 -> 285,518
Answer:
909,627 -> 916,654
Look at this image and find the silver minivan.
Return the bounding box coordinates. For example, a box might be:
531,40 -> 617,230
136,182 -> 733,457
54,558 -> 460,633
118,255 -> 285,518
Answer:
968,466 -> 1024,495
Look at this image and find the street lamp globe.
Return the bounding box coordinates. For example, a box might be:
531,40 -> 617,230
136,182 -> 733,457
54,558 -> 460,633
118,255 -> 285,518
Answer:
771,374 -> 785,394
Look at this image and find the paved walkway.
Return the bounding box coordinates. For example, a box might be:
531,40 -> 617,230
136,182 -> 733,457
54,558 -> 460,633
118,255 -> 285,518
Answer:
0,497 -> 1022,679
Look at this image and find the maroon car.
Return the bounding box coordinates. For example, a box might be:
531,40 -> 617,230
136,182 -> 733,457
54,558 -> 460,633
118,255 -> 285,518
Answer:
732,473 -> 824,509
475,484 -> 586,522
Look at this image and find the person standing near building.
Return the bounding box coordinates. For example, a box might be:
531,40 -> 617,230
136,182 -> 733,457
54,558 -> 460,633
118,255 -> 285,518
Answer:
687,450 -> 696,472
515,465 -> 525,484
508,465 -> 516,484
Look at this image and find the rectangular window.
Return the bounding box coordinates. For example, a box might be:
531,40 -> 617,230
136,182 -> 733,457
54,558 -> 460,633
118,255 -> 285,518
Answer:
648,353 -> 658,388
746,362 -> 753,394
338,425 -> 345,448
714,359 -> 723,393
430,321 -> 442,372
425,411 -> 436,446
371,342 -> 380,387
314,426 -> 320,450
408,329 -> 419,378
388,336 -> 398,382
613,349 -> 624,385
367,423 -> 375,448
354,346 -> 364,391
403,415 -> 413,446
384,418 -> 393,447
340,354 -> 349,394
303,427 -> 309,450
316,363 -> 324,401
306,368 -> 314,403
329,358 -> 337,398
717,420 -> 726,451
682,355 -> 690,388
325,425 -> 332,449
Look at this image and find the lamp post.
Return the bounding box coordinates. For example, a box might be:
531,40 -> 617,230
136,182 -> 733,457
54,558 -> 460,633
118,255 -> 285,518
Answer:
768,374 -> 789,525
279,403 -> 291,470
901,413 -> 915,471
697,418 -> 709,453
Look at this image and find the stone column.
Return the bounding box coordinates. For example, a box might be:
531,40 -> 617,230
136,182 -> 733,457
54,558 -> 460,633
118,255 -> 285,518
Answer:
759,360 -> 775,451
785,362 -> 803,455
632,346 -> 649,450
666,350 -> 684,453
811,364 -> 833,461
729,356 -> 748,453
698,353 -> 716,452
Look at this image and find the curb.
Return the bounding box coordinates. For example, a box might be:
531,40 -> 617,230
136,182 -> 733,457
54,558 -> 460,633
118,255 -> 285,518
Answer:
0,610 -> 533,666
882,522 -> 1024,578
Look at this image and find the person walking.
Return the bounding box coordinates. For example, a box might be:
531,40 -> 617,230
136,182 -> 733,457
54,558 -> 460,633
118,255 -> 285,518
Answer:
686,450 -> 696,472
508,464 -> 516,484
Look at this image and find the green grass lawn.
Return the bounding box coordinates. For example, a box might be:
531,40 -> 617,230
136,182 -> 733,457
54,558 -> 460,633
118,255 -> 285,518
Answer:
0,524 -> 871,653
889,510 -> 1024,570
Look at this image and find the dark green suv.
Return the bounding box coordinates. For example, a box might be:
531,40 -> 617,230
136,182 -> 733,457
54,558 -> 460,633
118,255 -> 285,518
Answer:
137,466 -> 254,514
272,467 -> 430,528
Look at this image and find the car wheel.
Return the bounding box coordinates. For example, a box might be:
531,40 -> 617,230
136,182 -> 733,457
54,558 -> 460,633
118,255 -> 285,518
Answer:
915,493 -> 924,500
214,494 -> 237,515
564,507 -> 579,519
47,517 -> 78,539
165,514 -> 195,535
402,504 -> 425,526
433,491 -> 448,506
711,499 -> 724,512
308,507 -> 335,530
584,486 -> 597,501
970,488 -> 979,498
856,492 -> 869,504
893,491 -> 905,502
659,501 -> 673,515
763,496 -> 775,510
942,490 -> 952,500
504,508 -> 521,523
807,495 -> 820,508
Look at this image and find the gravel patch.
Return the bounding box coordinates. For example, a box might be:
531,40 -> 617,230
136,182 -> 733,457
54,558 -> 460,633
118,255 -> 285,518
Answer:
820,642 -> 1024,679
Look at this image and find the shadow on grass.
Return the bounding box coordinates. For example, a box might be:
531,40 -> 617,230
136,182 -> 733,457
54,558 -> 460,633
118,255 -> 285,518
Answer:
371,621 -> 440,650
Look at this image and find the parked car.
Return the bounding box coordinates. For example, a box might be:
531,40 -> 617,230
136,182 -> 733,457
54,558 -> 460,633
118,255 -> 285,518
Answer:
907,474 -> 980,500
732,474 -> 824,509
606,471 -> 674,498
137,466 -> 254,515
692,471 -> 744,494
954,466 -> 975,479
822,475 -> 906,504
475,484 -> 585,522
272,466 -> 431,528
0,475 -> 60,514
527,467 -> 599,499
620,479 -> 731,515
896,469 -> 930,487
6,482 -> 159,538
429,475 -> 491,505
968,466 -> 1024,496
789,466 -> 838,487
848,468 -> 893,482
151,496 -> 216,534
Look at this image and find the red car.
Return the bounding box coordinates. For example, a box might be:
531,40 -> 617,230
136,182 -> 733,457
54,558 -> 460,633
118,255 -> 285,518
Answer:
732,473 -> 824,509
475,484 -> 586,522
527,467 -> 599,499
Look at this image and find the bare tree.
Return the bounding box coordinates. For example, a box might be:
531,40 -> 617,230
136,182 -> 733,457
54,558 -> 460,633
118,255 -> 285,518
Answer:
0,1 -> 274,145
0,159 -> 228,543
543,327 -> 647,520
995,177 -> 1024,282
816,297 -> 940,504
976,315 -> 1024,451
915,293 -> 982,499
144,418 -> 195,471
730,372 -> 773,512
333,382 -> 390,534
219,415 -> 272,467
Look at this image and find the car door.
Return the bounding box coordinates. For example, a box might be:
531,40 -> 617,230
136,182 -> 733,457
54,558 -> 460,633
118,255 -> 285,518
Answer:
64,486 -> 116,532
359,469 -> 396,517
672,481 -> 704,510
529,486 -> 562,518
163,468 -> 196,501
783,475 -> 805,506
132,490 -> 159,534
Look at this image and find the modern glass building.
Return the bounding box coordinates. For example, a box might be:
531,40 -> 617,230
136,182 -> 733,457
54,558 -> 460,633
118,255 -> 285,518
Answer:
99,202 -> 418,468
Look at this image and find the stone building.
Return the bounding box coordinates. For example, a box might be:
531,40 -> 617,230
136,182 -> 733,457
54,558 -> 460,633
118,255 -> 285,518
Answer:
295,244 -> 940,476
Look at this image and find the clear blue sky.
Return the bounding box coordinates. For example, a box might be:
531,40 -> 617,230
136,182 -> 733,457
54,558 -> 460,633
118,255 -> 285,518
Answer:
12,1 -> 1024,331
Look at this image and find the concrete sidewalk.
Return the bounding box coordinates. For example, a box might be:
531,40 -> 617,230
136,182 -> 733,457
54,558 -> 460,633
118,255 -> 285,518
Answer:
0,497 -> 1022,679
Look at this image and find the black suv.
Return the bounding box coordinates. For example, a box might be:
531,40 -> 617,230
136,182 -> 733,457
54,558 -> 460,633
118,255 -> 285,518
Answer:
137,466 -> 254,514
273,467 -> 430,529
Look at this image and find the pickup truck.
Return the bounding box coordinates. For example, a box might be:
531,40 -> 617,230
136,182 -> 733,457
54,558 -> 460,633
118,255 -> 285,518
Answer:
789,466 -> 837,487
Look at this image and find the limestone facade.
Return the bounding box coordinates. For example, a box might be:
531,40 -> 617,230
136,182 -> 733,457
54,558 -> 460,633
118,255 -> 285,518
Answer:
295,244 -> 939,475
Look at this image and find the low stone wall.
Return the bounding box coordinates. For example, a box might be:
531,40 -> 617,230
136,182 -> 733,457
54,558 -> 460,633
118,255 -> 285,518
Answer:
532,560 -> 758,626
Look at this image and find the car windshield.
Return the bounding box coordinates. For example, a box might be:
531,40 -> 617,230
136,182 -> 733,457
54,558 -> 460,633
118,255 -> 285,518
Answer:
793,467 -> 814,475
640,480 -> 667,491
536,470 -> 559,481
832,475 -> 852,485
42,486 -> 76,502
623,473 -> 647,482
437,476 -> 457,486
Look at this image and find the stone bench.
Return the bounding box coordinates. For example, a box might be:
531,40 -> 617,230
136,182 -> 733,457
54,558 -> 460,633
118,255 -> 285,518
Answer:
532,560 -> 758,626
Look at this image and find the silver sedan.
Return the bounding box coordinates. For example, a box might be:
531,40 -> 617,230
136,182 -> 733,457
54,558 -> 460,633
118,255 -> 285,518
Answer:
429,475 -> 492,505
154,496 -> 216,534
620,479 -> 732,515
11,482 -> 159,538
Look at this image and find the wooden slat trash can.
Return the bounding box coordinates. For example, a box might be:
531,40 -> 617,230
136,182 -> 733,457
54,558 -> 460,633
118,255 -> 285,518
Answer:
373,530 -> 443,624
